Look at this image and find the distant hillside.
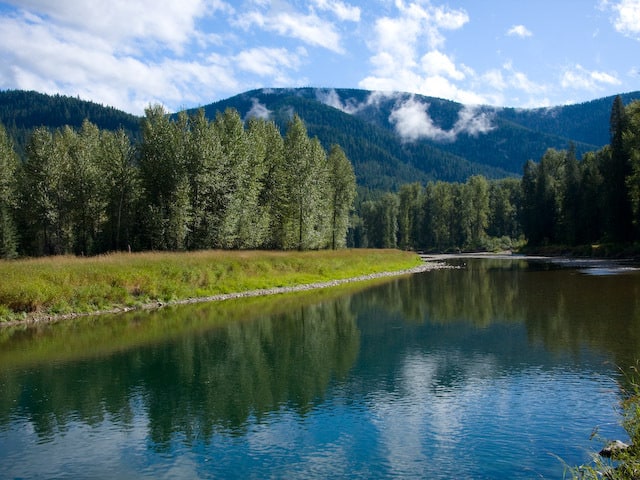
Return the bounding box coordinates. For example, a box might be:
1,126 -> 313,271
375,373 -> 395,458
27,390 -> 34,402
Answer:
2,88 -> 639,189
198,88 -> 640,186
0,90 -> 141,155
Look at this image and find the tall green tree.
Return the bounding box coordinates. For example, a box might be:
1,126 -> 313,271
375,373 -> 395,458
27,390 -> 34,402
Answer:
19,127 -> 68,255
183,109 -> 224,250
521,150 -> 564,245
327,144 -> 356,249
362,193 -> 398,248
0,123 -> 19,258
560,145 -> 581,245
488,178 -> 521,240
422,181 -> 455,250
465,175 -> 490,248
603,95 -> 632,242
138,105 -> 190,250
214,108 -> 252,248
64,121 -> 109,255
230,116 -> 270,248
579,150 -> 605,243
257,119 -> 287,249
99,128 -> 139,251
624,101 -> 640,237
397,183 -> 423,250
281,115 -> 329,250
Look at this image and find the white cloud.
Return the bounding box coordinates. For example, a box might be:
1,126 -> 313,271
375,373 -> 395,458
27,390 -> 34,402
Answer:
235,47 -> 303,77
421,50 -> 466,80
245,98 -> 272,120
481,69 -> 507,91
0,1 -> 315,114
315,89 -> 362,113
2,0 -> 219,53
507,25 -> 532,38
609,0 -> 640,40
311,0 -> 361,21
0,14 -> 247,114
359,2 -> 481,104
560,64 -> 621,91
499,61 -> 548,97
389,95 -> 494,142
236,9 -> 344,53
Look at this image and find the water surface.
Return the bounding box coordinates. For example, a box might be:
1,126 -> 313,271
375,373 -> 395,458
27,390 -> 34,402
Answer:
1,257 -> 639,479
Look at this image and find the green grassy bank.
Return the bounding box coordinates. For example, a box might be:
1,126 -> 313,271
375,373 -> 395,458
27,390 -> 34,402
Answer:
0,249 -> 423,322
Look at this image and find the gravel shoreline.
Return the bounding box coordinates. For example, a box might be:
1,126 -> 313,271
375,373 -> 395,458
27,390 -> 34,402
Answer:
0,261 -> 448,328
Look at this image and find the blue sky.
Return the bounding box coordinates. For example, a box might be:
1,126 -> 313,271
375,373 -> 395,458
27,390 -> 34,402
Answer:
0,0 -> 638,115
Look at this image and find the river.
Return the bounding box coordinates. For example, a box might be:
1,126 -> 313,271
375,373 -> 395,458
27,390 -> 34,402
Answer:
0,256 -> 638,479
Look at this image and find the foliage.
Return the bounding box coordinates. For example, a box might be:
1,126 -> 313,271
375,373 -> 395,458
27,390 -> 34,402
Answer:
356,176 -> 523,252
0,123 -> 19,258
3,91 -> 640,255
4,107 -> 357,256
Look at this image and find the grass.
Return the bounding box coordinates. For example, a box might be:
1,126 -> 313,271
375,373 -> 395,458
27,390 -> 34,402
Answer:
0,249 -> 423,322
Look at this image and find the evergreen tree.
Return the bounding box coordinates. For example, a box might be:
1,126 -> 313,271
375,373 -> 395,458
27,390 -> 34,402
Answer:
603,95 -> 632,242
560,145 -> 581,245
579,150 -> 605,243
423,182 -> 455,250
624,101 -> 640,238
215,108 -> 252,248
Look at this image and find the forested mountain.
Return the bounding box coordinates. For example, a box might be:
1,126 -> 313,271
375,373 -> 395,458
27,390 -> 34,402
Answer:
0,90 -> 140,156
2,88 -> 639,189
197,88 -> 640,185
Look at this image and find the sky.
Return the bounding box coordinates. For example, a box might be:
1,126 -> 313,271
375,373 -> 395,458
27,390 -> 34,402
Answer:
0,0 -> 638,116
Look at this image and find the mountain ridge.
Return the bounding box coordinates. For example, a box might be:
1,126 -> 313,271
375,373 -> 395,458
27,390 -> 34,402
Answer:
1,87 -> 639,189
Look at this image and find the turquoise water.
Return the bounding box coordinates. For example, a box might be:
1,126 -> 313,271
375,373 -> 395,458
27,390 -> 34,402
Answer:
0,257 -> 637,479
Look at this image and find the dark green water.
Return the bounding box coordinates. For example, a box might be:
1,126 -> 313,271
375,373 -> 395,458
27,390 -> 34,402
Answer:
1,257 -> 639,479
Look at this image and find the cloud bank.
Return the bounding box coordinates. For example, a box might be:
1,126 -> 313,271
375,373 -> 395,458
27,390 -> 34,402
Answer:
389,96 -> 494,142
0,0 -> 635,115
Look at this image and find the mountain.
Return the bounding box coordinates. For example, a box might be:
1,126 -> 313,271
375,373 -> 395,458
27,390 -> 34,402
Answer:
0,89 -> 140,156
2,88 -> 639,189
195,88 -> 640,187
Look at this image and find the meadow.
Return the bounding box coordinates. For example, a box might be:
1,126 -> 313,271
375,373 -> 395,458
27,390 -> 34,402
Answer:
0,249 -> 423,322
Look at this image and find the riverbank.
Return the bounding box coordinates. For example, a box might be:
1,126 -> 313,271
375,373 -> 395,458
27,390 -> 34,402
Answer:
0,249 -> 440,326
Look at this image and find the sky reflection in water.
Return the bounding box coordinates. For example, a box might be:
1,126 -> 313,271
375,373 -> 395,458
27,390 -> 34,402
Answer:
0,257 -> 637,479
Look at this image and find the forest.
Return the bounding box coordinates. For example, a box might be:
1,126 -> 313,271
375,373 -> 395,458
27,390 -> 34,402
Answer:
0,107 -> 356,257
1,95 -> 639,258
352,96 -> 640,252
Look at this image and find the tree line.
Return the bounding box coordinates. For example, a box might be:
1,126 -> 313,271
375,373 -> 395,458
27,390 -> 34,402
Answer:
354,97 -> 640,251
0,106 -> 356,258
2,96 -> 638,258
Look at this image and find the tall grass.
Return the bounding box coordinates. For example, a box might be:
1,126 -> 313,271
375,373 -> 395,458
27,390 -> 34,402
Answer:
0,249 -> 422,322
